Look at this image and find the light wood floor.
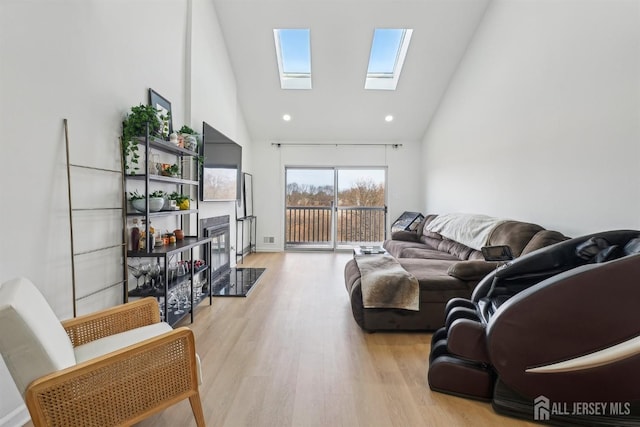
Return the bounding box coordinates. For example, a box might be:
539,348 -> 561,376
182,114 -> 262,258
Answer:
132,251 -> 537,427
22,252 -> 538,427
27,252 -> 538,427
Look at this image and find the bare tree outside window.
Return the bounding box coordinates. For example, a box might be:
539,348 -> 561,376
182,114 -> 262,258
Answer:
285,168 -> 386,248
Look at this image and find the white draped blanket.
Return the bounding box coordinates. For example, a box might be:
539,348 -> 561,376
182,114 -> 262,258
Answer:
426,213 -> 508,250
355,254 -> 419,311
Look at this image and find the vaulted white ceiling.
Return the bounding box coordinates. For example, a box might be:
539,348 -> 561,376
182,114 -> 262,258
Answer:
212,0 -> 490,143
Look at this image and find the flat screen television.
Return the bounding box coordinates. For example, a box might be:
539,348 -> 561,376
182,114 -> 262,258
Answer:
200,122 -> 242,201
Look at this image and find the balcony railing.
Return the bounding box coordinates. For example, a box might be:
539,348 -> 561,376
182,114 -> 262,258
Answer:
285,206 -> 386,245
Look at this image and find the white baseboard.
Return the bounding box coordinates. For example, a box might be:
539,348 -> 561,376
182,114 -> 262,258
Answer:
0,404 -> 29,427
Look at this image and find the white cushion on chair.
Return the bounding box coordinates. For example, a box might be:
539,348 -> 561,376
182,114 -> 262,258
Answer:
74,323 -> 203,384
0,277 -> 77,395
74,322 -> 173,363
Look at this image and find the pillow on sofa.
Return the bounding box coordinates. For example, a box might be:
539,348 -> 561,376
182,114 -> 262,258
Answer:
447,261 -> 498,281
521,230 -> 568,256
390,230 -> 422,242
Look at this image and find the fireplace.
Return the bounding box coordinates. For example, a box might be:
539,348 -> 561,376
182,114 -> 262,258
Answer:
200,215 -> 264,297
200,215 -> 231,282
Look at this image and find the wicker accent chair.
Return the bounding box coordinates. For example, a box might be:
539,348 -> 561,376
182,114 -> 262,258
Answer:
0,277 -> 205,427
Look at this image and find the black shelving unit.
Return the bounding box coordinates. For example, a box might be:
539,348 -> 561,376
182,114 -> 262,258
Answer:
123,130 -> 212,326
126,238 -> 211,325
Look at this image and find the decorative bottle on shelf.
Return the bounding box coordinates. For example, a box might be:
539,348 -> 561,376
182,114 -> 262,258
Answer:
154,229 -> 163,247
130,219 -> 140,251
148,221 -> 155,250
139,230 -> 146,251
139,220 -> 155,251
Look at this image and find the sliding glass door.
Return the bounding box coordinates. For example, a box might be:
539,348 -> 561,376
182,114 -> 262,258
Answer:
336,168 -> 386,248
285,167 -> 386,250
285,168 -> 335,249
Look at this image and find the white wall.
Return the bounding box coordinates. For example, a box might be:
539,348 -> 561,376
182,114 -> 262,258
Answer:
251,140 -> 423,251
421,0 -> 640,237
0,0 -> 248,425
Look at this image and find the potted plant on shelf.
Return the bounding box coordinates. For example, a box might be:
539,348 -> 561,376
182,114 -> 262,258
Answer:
122,104 -> 163,174
168,191 -> 191,210
129,190 -> 165,212
160,163 -> 180,177
178,125 -> 200,152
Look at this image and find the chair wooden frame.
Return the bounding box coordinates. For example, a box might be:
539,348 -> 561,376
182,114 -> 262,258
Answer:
23,298 -> 205,427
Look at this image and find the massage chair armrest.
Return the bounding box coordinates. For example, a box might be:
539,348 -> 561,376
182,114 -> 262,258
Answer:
470,270 -> 499,301
447,319 -> 490,364
472,234 -> 604,301
469,265 -> 544,305
483,230 -> 640,302
486,254 -> 640,401
494,229 -> 640,281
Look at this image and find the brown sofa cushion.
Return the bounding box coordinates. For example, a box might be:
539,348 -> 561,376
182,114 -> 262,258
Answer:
487,221 -> 544,257
437,239 -> 480,260
400,247 -> 459,260
521,230 -> 568,255
447,261 -> 499,281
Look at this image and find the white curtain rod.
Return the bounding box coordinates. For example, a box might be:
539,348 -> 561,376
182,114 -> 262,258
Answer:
271,142 -> 403,148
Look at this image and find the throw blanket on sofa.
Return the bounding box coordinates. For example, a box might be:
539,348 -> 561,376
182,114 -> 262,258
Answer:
426,213 -> 508,251
355,254 -> 419,311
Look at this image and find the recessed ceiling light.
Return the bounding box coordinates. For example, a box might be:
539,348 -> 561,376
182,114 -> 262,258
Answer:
283,114 -> 291,121
385,115 -> 394,122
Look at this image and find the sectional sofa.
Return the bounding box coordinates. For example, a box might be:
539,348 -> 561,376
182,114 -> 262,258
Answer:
344,213 -> 567,331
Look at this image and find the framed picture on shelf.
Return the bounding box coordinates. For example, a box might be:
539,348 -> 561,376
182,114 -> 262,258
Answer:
243,173 -> 253,217
148,88 -> 172,138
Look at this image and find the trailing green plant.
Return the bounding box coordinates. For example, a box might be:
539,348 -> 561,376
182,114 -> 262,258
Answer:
149,190 -> 166,198
178,125 -> 196,135
161,164 -> 180,177
122,104 -> 163,174
159,112 -> 170,138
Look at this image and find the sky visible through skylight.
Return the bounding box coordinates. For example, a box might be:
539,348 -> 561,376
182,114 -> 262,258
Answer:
278,29 -> 311,74
275,27 -> 410,90
367,29 -> 404,74
276,28 -> 406,76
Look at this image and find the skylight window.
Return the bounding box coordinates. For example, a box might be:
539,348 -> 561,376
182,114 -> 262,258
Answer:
365,28 -> 413,90
274,29 -> 312,90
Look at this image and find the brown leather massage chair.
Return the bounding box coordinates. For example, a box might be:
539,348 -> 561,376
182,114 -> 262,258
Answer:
428,230 -> 640,426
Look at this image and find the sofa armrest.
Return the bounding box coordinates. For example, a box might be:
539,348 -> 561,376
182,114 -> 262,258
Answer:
391,230 -> 421,242
447,261 -> 498,281
62,297 -> 161,347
